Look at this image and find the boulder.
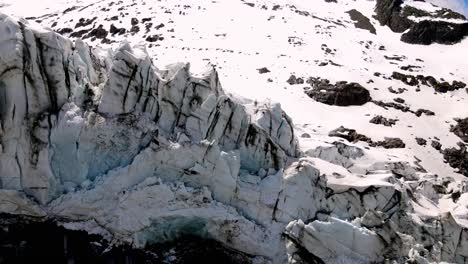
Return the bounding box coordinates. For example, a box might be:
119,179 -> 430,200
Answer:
305,78 -> 372,106
346,9 -> 376,34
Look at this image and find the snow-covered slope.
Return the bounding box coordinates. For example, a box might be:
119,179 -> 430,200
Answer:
0,0 -> 468,263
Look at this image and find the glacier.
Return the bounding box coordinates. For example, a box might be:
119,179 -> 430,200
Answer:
0,5 -> 467,264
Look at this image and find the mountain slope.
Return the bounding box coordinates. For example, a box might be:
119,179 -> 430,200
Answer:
0,0 -> 468,263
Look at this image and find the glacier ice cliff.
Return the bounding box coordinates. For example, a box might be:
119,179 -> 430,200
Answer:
0,13 -> 468,264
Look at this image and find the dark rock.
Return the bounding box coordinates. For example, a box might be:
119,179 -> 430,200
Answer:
145,23 -> 153,32
415,109 -> 435,117
451,118 -> 468,143
370,137 -> 406,149
57,28 -> 73,35
443,143 -> 468,176
431,140 -> 442,151
401,20 -> 468,45
109,24 -> 118,34
418,75 -> 438,87
369,115 -> 398,127
400,65 -> 421,72
155,23 -> 165,30
415,137 -> 427,146
435,8 -> 466,20
434,82 -> 452,93
305,77 -> 372,106
393,97 -> 405,104
70,29 -> 90,38
329,130 -> 405,149
384,55 -> 406,61
131,17 -> 139,26
329,60 -> 342,67
328,126 -> 372,143
287,75 -> 304,85
392,72 -> 418,86
372,100 -> 410,113
388,87 -> 406,94
453,81 -> 467,89
374,0 -> 411,33
434,81 -> 467,93
375,0 -> 468,45
392,72 -> 466,93
402,5 -> 466,20
257,67 -> 270,74
346,9 -> 376,34
63,6 -> 79,14
75,17 -> 97,28
146,35 -> 163,42
87,25 -> 108,39
287,75 -> 297,85
130,25 -> 140,33
401,5 -> 432,18
109,24 -> 126,35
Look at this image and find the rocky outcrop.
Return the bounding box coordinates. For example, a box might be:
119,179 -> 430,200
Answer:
374,0 -> 411,33
451,118 -> 468,143
392,71 -> 466,92
401,21 -> 468,45
369,115 -> 398,127
374,0 -> 468,45
346,9 -> 376,34
328,127 -> 405,149
305,77 -> 372,106
328,126 -> 372,143
402,5 -> 466,20
444,143 -> 468,177
370,137 -> 406,149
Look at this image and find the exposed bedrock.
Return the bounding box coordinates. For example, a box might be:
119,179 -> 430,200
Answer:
401,21 -> 468,45
346,9 -> 376,34
374,0 -> 468,44
304,77 -> 372,106
391,71 -> 466,92
452,118 -> 468,143
374,0 -> 411,33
